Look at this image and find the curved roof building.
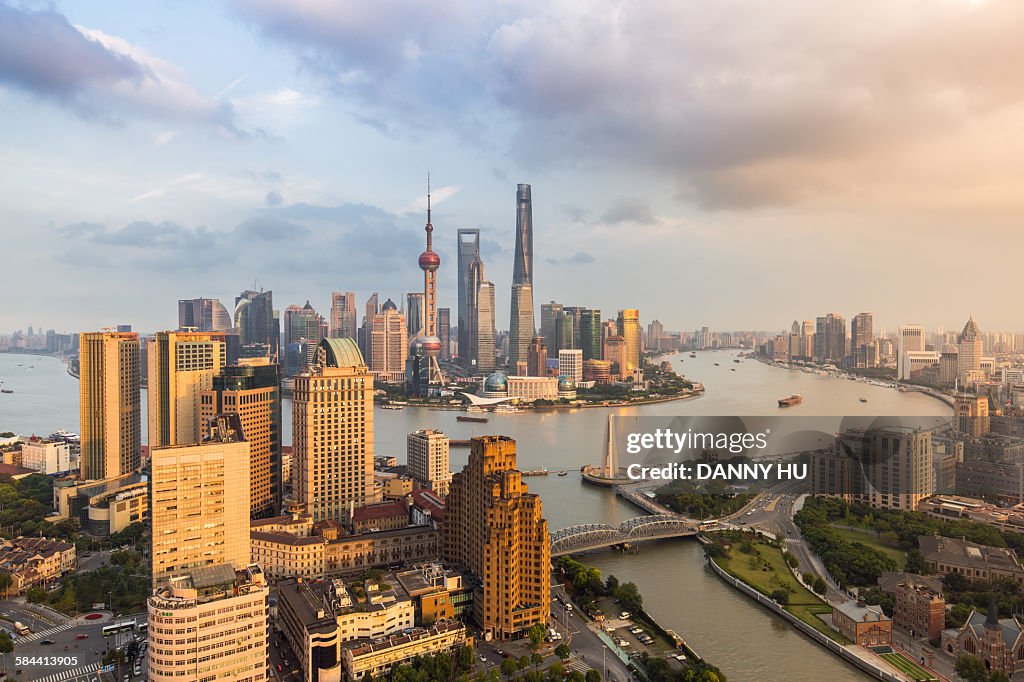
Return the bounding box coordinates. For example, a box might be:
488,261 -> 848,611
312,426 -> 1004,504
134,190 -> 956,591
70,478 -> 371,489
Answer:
317,337 -> 367,369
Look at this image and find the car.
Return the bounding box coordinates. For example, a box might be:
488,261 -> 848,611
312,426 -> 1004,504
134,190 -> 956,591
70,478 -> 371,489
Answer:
76,634 -> 89,640
479,655 -> 487,663
40,639 -> 55,645
276,664 -> 283,672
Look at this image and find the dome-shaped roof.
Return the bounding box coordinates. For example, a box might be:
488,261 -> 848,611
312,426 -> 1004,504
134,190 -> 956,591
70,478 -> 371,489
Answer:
318,337 -> 366,369
484,371 -> 508,392
419,250 -> 440,271
382,298 -> 398,312
558,375 -> 576,391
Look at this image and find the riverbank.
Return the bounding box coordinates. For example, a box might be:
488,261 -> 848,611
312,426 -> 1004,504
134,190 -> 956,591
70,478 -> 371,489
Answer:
706,542 -> 908,681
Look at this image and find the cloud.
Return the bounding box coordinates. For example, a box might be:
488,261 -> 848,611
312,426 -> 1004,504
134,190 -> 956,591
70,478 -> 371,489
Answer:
58,220 -> 229,271
229,0 -> 1024,209
400,185 -> 461,214
600,198 -> 654,225
545,251 -> 595,266
264,190 -> 284,206
235,214 -> 308,240
0,4 -> 242,133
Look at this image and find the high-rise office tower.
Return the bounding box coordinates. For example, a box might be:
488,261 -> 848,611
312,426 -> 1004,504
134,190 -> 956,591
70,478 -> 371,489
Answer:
617,309 -> 641,374
465,256 -> 486,369
508,184 -> 535,370
201,358 -> 282,518
407,429 -> 451,498
284,301 -> 326,376
148,413 -> 268,682
851,313 -> 873,352
406,292 -> 425,338
898,325 -> 926,379
370,299 -> 408,377
360,292 -> 379,362
329,291 -> 357,340
822,313 -> 846,363
527,336 -> 547,377
647,320 -> 665,351
293,339 -> 374,522
438,307 -> 451,361
579,309 -> 602,361
151,414 -> 252,585
955,394 -> 990,438
958,317 -> 983,382
457,228 -> 481,363
540,302 -> 563,353
814,316 -> 828,362
843,425 -> 934,512
508,284 -> 535,369
178,298 -> 232,332
79,331 -> 141,480
442,436 -> 550,640
148,330 -> 226,449
554,310 -> 574,352
476,280 -> 496,373
235,289 -> 278,358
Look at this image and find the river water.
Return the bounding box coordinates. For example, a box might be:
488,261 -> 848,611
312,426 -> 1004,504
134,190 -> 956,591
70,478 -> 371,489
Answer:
0,350 -> 949,681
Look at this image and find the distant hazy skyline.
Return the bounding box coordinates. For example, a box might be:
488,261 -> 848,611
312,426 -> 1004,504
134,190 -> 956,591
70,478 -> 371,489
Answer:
2,1 -> 1023,334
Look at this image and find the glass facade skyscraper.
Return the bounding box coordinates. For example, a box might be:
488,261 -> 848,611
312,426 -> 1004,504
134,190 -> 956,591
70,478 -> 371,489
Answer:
457,229 -> 480,362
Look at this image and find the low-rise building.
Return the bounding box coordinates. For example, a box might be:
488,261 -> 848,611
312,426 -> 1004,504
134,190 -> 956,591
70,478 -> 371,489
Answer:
919,534 -> 1024,584
351,500 -> 410,534
956,460 -> 1024,503
0,537 -> 76,593
831,600 -> 892,647
943,602 -> 1024,677
341,621 -> 467,681
19,439 -> 71,475
877,572 -> 945,639
53,471 -> 149,535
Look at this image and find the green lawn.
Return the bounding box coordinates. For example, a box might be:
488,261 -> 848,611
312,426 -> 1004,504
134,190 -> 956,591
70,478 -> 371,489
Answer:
830,525 -> 907,569
879,652 -> 937,681
716,540 -> 850,643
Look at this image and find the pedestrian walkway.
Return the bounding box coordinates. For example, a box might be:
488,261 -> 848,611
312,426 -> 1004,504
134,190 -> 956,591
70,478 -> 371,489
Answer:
17,621 -> 75,642
30,661 -> 99,682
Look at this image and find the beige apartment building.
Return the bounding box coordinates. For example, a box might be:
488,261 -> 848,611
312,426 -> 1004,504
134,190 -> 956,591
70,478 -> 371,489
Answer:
617,309 -> 641,373
150,415 -> 252,586
79,331 -> 141,480
407,429 -> 451,498
147,563 -> 269,682
342,622 -> 467,680
148,330 -> 226,448
370,300 -> 407,381
292,339 -> 374,522
442,436 -> 550,640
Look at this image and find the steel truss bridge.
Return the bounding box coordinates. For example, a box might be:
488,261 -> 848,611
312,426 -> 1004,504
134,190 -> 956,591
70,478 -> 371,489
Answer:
550,514 -> 700,556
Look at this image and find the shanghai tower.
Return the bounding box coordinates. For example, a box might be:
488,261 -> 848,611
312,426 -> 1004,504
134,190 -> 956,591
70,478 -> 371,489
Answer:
508,184 -> 535,370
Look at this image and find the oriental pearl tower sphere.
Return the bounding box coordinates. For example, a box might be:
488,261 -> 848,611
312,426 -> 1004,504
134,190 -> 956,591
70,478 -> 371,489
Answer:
418,177 -> 444,384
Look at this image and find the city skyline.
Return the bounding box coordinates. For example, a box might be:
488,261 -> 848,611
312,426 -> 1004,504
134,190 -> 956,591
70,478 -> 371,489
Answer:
4,2 -> 1024,332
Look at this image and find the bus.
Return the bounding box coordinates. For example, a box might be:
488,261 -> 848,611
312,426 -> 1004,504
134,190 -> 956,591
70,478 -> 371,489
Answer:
102,621 -> 136,637
137,622 -> 148,634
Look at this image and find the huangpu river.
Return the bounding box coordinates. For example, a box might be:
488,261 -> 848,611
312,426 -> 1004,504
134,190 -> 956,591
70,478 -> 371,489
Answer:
0,349 -> 949,680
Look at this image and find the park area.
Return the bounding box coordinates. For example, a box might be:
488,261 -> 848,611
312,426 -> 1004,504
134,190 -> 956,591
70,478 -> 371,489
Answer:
878,651 -> 938,682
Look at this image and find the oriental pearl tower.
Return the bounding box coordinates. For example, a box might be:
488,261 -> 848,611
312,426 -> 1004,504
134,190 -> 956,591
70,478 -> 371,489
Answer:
415,176 -> 445,386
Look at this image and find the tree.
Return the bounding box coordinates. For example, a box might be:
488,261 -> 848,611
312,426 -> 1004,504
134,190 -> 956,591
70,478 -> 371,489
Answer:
528,623 -> 546,649
458,645 -> 476,672
990,671 -> 1011,682
614,581 -> 643,614
0,631 -> 12,655
585,670 -> 601,682
518,655 -> 530,672
554,644 -> 571,661
25,585 -> 46,603
546,663 -> 566,681
531,653 -> 543,670
605,575 -> 619,594
812,576 -> 828,595
770,588 -> 789,605
955,654 -> 989,682
501,658 -> 518,680
0,572 -> 12,599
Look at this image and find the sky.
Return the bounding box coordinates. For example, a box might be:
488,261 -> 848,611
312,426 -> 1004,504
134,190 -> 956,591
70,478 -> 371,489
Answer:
2,0 -> 1024,336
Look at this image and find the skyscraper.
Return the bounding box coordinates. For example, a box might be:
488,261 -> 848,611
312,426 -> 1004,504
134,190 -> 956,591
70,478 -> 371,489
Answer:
360,292 -> 379,362
476,280 -> 496,373
647,319 -> 665,351
617,309 -> 641,374
284,301 -> 326,376
329,291 -> 357,340
409,183 -> 446,391
540,301 -> 563,353
406,292 -> 425,338
508,284 -> 535,369
442,436 -> 550,640
148,330 -> 226,449
958,317 -> 983,383
579,309 -> 602,361
148,413 -> 268,682
79,331 -> 141,480
509,184 -> 536,370
178,298 -> 232,332
407,429 -> 451,498
150,414 -> 252,586
201,358 -> 282,518
527,336 -> 547,377
465,255 -> 486,369
898,325 -> 926,380
370,299 -> 408,379
438,307 -> 451,361
235,289 -> 277,358
826,313 -> 847,363
293,339 -> 374,522
457,228 -> 481,363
